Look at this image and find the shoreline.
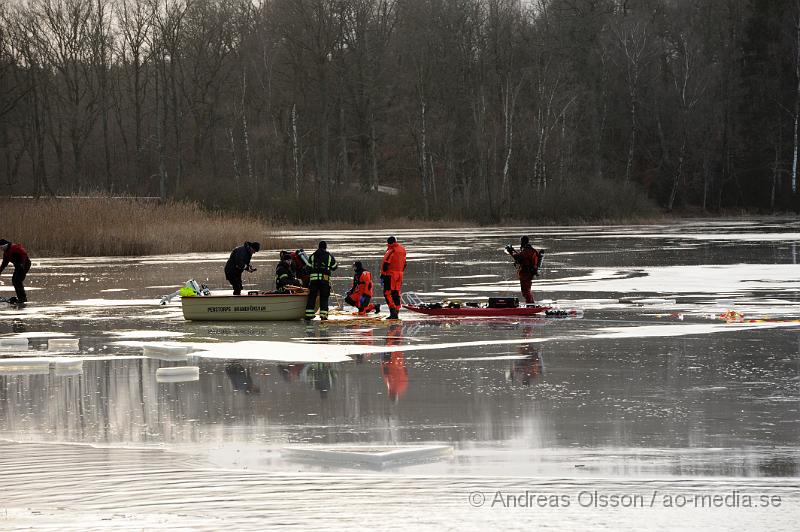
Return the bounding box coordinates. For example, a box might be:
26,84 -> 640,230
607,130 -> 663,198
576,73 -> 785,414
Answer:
2,196 -> 796,257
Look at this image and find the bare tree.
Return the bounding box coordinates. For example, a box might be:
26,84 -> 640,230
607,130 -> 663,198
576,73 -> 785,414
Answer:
664,28 -> 707,211
116,0 -> 154,180
792,0 -> 800,195
611,17 -> 651,183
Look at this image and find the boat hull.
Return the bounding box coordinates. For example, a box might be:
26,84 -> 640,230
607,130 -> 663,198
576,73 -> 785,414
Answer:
404,304 -> 550,317
181,293 -> 308,321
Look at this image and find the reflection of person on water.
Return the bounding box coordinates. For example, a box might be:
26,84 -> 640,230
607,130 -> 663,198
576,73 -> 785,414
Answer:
279,363 -> 305,381
225,241 -> 260,295
225,362 -> 261,393
307,363 -> 336,398
346,325 -> 374,363
508,325 -> 543,385
382,324 -> 408,401
505,236 -> 542,304
510,351 -> 543,385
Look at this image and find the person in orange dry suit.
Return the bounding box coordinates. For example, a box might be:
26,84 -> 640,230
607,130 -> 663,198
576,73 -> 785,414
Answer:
344,261 -> 380,315
381,236 -> 407,320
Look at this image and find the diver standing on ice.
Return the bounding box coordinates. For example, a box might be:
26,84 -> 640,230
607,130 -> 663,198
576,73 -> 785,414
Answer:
381,236 -> 407,320
225,241 -> 260,295
505,236 -> 542,304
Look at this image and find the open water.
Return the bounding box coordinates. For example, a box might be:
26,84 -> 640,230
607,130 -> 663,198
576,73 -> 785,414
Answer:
1,219 -> 799,529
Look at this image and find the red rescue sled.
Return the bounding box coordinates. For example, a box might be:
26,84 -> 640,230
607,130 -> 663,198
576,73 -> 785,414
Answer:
404,304 -> 551,317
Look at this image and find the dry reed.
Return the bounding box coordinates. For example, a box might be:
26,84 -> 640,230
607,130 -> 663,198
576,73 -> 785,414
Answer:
2,197 -> 302,256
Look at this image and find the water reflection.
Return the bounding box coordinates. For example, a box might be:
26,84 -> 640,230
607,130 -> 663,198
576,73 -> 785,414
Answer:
225,362 -> 261,394
305,363 -> 337,398
0,325 -> 796,477
382,324 -> 408,402
507,325 -> 543,386
279,363 -> 305,381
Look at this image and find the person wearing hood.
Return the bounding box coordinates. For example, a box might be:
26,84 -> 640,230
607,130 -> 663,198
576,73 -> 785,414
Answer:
0,238 -> 31,304
381,236 -> 407,319
275,250 -> 301,291
303,241 -> 338,320
225,241 -> 260,295
345,261 -> 379,315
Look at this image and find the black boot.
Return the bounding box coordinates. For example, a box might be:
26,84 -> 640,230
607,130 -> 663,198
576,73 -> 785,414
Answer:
386,308 -> 399,320
374,303 -> 381,314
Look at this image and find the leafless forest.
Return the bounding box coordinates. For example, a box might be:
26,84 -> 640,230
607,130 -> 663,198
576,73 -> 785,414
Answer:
0,0 -> 798,222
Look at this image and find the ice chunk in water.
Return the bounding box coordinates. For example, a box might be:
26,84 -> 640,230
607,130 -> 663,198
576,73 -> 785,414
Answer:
0,337 -> 29,351
48,338 -> 80,352
283,445 -> 453,469
143,344 -> 193,361
52,359 -> 83,376
0,358 -> 49,375
156,366 -> 200,383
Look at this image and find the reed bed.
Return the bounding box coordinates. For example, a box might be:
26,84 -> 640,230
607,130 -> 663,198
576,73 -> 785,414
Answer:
1,197 -> 301,256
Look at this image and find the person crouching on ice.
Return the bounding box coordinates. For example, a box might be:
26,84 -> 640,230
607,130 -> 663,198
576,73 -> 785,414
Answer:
345,261 -> 380,315
505,236 -> 542,304
225,241 -> 260,295
381,236 -> 407,320
0,238 -> 32,304
303,241 -> 338,321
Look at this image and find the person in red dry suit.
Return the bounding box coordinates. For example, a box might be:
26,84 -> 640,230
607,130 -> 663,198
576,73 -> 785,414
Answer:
381,236 -> 407,320
345,261 -> 380,315
505,236 -> 542,304
0,238 -> 32,304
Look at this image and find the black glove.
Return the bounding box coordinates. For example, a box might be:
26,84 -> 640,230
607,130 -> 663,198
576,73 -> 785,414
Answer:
505,245 -> 514,254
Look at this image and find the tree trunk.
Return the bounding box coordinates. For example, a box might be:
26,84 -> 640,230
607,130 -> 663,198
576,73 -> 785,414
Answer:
169,60 -> 183,193
229,127 -> 241,195
793,7 -> 800,195
668,135 -> 686,211
156,58 -> 168,201
241,72 -> 254,184
370,117 -> 379,190
339,104 -> 350,185
291,104 -> 301,199
771,136 -> 781,211
418,97 -> 429,217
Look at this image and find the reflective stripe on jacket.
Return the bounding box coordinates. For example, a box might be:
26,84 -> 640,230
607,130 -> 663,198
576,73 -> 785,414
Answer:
308,250 -> 338,282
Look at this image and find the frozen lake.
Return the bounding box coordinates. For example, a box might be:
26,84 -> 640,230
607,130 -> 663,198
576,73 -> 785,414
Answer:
1,219 -> 799,529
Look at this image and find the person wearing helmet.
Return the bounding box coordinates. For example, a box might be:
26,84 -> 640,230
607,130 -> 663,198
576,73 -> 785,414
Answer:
0,238 -> 31,304
381,236 -> 407,320
303,241 -> 338,320
504,236 -> 542,304
225,241 -> 260,295
345,261 -> 380,315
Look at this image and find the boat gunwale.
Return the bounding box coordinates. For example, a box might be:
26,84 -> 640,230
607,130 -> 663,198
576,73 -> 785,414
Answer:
182,292 -> 308,301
